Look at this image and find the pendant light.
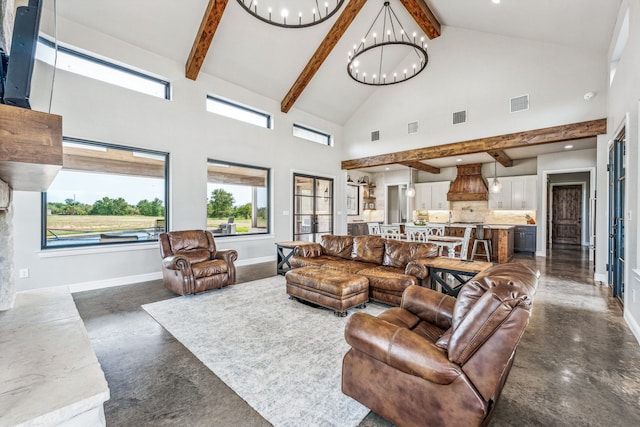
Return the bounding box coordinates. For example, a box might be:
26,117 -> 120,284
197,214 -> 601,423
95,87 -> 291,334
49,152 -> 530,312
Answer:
406,167 -> 416,198
490,158 -> 502,193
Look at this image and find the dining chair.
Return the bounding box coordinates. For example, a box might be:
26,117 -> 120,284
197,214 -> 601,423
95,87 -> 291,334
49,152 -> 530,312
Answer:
426,224 -> 445,237
404,225 -> 429,242
380,224 -> 402,240
367,222 -> 381,235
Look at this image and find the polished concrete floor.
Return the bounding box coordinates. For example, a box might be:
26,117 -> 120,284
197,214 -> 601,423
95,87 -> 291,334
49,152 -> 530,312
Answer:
73,246 -> 640,426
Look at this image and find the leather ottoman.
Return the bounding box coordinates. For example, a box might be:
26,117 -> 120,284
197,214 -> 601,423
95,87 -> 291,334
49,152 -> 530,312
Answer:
285,266 -> 369,316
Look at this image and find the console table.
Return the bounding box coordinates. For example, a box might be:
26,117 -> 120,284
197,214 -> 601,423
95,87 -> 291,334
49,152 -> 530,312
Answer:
422,257 -> 493,296
275,241 -> 310,275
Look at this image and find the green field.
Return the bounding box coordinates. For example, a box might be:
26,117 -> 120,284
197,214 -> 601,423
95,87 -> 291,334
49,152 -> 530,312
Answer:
46,215 -> 257,236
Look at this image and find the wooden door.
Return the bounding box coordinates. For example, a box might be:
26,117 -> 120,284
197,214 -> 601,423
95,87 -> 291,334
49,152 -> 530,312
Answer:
552,185 -> 582,244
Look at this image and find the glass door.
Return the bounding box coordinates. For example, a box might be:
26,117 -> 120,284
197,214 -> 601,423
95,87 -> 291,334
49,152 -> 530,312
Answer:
293,174 -> 333,242
608,131 -> 625,304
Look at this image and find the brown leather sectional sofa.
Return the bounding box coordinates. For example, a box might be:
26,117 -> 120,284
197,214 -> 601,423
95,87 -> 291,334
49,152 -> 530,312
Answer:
342,262 -> 540,427
290,234 -> 439,306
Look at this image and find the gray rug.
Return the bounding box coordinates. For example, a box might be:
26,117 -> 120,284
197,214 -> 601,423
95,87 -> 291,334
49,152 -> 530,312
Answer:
142,275 -> 386,427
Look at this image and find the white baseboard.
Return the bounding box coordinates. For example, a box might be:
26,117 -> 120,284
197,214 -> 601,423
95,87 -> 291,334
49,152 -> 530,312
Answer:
69,271 -> 162,293
624,310 -> 640,346
68,256 -> 276,293
593,273 -> 608,284
235,255 -> 276,267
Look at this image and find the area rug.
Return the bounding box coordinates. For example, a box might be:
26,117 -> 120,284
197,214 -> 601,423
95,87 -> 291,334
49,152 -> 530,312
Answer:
142,275 -> 386,427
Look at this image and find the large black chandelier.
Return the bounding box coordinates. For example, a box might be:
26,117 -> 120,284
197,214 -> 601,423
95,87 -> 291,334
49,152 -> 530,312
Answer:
236,0 -> 345,28
347,1 -> 428,86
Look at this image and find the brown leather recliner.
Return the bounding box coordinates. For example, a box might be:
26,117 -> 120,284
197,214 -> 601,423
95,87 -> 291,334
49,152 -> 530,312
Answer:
159,230 -> 238,295
342,262 -> 539,427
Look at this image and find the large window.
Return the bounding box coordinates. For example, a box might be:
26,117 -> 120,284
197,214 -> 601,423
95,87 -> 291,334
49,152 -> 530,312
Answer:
42,138 -> 169,248
207,160 -> 270,237
206,95 -> 272,129
36,37 -> 170,99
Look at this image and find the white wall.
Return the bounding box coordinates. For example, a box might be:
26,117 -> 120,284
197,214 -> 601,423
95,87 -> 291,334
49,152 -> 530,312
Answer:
13,16 -> 347,291
342,26 -> 607,160
607,0 -> 640,342
536,149 -> 597,257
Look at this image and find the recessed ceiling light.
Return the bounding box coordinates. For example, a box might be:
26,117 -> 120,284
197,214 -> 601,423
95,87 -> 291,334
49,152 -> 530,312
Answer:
564,145 -> 574,149
456,158 -> 463,162
385,167 -> 390,171
492,0 -> 501,4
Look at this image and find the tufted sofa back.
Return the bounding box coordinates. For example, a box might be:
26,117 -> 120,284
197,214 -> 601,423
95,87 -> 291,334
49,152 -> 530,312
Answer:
159,230 -> 216,264
319,234 -> 438,269
438,262 -> 539,401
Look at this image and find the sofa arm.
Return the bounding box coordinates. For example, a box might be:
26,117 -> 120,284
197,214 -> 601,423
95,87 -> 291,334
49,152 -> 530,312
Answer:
215,249 -> 238,265
401,285 -> 455,330
405,259 -> 431,279
293,243 -> 323,257
345,312 -> 461,385
162,255 -> 193,274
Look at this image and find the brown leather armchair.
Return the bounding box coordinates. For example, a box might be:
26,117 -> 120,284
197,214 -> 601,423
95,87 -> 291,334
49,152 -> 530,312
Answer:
342,263 -> 539,427
159,230 -> 238,295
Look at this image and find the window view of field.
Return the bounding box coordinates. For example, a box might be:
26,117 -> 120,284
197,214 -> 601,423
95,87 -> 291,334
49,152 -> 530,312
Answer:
44,141 -> 168,248
206,161 -> 269,236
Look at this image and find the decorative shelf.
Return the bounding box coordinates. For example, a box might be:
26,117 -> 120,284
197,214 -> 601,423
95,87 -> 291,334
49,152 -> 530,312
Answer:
0,104 -> 63,191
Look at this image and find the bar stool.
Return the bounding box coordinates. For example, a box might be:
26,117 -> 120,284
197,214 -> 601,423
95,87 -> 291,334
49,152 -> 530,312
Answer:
471,224 -> 492,262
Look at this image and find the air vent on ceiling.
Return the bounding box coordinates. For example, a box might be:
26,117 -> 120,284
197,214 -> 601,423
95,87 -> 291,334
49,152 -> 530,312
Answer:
510,94 -> 529,113
452,110 -> 467,125
407,121 -> 419,134
371,130 -> 380,141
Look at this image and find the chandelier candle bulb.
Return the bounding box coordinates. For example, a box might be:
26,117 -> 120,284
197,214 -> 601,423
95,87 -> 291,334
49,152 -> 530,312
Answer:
238,0 -> 344,28
346,1 -> 428,86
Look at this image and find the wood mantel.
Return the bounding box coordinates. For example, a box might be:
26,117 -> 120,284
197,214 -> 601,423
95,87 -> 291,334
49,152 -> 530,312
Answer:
0,104 -> 63,191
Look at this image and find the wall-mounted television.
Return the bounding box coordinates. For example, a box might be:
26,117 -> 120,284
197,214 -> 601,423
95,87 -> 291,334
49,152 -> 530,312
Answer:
0,0 -> 42,109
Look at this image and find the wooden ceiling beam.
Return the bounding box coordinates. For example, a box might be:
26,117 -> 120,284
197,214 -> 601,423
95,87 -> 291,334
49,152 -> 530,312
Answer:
486,150 -> 513,167
185,0 -> 230,81
281,0 -> 367,113
399,0 -> 441,39
341,119 -> 606,170
399,161 -> 440,174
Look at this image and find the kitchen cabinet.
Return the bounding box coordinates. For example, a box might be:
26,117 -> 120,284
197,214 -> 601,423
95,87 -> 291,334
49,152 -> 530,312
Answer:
415,181 -> 450,210
488,179 -> 512,209
488,175 -> 536,210
514,225 -> 536,253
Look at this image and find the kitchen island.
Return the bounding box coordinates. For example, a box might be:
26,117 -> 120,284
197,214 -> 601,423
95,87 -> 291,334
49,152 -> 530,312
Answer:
445,223 -> 515,264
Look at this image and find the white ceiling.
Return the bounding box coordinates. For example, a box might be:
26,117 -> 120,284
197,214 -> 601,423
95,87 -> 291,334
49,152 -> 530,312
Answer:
42,0 -> 619,167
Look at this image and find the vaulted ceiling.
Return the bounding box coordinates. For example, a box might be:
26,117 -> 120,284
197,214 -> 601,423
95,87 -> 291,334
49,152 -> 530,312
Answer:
46,0 -> 620,170
49,0 -> 620,124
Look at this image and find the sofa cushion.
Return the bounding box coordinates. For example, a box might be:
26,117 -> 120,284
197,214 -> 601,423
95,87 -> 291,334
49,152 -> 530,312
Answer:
177,249 -> 211,264
410,242 -> 439,260
352,235 -> 385,264
322,260 -> 378,274
382,239 -> 413,268
191,259 -> 228,278
358,266 -> 419,292
321,235 -> 354,259
453,262 -> 538,329
290,255 -> 337,269
169,230 -> 211,253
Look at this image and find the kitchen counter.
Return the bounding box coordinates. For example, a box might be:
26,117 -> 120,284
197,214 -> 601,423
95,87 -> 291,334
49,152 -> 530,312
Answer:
445,224 -> 514,264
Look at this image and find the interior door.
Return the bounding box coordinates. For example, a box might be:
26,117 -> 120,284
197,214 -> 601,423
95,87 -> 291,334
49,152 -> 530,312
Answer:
293,174 -> 333,242
552,185 -> 582,244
